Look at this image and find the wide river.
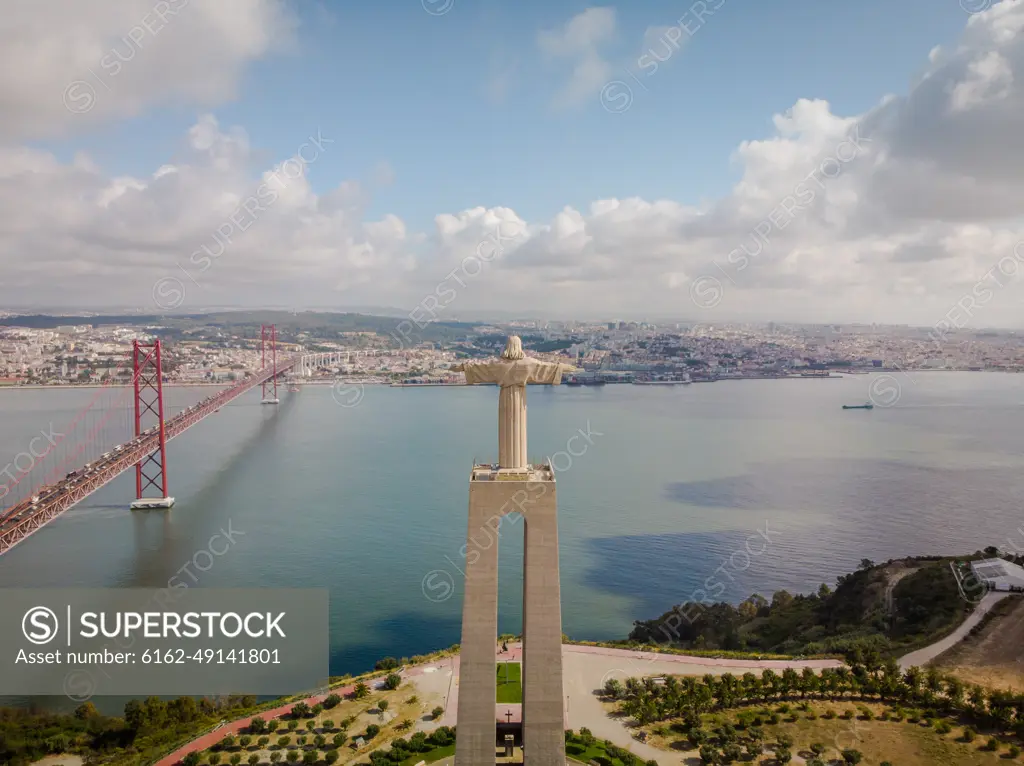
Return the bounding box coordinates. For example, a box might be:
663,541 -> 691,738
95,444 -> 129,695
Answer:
1,372 -> 1023,679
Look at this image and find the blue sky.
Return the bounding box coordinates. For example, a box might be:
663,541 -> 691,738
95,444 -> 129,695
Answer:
35,0 -> 971,232
8,0 -> 1023,324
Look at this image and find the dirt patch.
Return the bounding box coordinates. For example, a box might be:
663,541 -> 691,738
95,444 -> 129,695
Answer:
933,596 -> 1024,691
31,757 -> 84,766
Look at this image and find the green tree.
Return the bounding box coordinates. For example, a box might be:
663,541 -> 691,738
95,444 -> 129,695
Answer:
302,750 -> 317,765
287,720 -> 299,732
277,736 -> 291,748
384,673 -> 402,690
258,737 -> 270,748
239,735 -> 252,748
305,720 -> 316,732
286,751 -> 299,764
375,657 -> 399,670
74,702 -> 99,720
183,753 -> 202,766
324,751 -> 339,765
269,753 -> 282,764
321,719 -> 334,732
331,733 -> 347,748
247,755 -> 259,766
229,754 -> 242,766
323,694 -> 341,709
268,720 -> 281,733
365,724 -> 380,739
353,682 -> 370,699
841,749 -> 863,764
431,705 -> 444,719
249,717 -> 267,734
378,700 -> 389,718
209,754 -> 222,765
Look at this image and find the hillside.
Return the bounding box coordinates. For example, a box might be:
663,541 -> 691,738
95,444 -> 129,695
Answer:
627,554 -> 998,657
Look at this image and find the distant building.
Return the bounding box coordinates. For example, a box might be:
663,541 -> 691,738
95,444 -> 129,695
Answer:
970,558 -> 1024,592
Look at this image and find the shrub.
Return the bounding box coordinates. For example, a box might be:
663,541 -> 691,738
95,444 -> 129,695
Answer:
698,744 -> 719,764
431,706 -> 445,720
721,743 -> 741,763
822,710 -> 837,720
767,713 -> 780,725
209,755 -> 221,766
384,673 -> 401,690
962,727 -> 976,743
935,721 -> 952,734
323,694 -> 341,709
1008,744 -> 1021,758
841,749 -> 863,764
239,736 -> 252,748
375,657 -> 399,670
810,743 -> 825,755
983,737 -> 1000,751
365,724 -> 380,739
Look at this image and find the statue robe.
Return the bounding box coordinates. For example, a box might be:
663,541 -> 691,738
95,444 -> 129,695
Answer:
458,358 -> 575,469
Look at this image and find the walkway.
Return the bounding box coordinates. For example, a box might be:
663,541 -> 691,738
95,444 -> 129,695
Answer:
898,590 -> 1011,669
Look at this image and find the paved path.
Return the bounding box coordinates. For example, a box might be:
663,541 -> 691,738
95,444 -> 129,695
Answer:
898,590 -> 1011,669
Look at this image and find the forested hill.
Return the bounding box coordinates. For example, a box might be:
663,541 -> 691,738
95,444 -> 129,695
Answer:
627,554 -> 1010,657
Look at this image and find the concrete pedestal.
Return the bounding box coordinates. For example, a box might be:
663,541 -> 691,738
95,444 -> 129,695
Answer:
455,466 -> 564,766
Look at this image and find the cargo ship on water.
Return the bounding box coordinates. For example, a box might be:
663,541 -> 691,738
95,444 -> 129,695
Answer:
842,401 -> 874,410
564,375 -> 605,386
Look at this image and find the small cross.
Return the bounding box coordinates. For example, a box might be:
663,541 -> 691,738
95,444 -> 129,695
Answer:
505,710 -> 513,723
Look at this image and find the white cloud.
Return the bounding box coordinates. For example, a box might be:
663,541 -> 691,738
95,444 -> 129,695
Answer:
3,1 -> 1024,328
537,7 -> 617,107
0,0 -> 295,141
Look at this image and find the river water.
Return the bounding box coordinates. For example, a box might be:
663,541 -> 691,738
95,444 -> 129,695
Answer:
1,372 -> 1022,678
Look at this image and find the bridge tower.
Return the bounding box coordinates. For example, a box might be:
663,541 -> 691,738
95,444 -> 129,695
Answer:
130,339 -> 175,510
261,324 -> 280,404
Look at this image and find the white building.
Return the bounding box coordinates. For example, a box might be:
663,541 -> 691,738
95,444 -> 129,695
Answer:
970,558 -> 1024,592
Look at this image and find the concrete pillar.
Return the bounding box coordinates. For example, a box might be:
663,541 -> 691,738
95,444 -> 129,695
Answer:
522,495 -> 564,766
456,478 -> 502,766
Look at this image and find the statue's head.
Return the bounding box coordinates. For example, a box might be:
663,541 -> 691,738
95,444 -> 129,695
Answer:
501,335 -> 525,360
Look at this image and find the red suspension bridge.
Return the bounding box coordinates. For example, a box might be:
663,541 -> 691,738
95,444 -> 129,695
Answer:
0,325 -> 302,556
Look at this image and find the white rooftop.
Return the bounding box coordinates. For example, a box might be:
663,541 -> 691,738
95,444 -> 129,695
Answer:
970,558 -> 1024,590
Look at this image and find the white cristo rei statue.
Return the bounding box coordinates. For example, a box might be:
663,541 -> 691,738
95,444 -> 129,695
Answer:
452,335 -> 578,470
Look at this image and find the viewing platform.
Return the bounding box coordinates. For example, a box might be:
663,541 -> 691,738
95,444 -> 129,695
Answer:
470,462 -> 555,482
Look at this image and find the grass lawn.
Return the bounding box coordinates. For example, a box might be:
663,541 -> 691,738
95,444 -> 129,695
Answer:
398,742 -> 455,764
565,739 -> 643,766
496,661 -> 522,704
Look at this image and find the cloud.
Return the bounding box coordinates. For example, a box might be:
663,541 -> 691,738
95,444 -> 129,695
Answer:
537,6 -> 617,107
0,0 -> 295,141
3,1 -> 1024,328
